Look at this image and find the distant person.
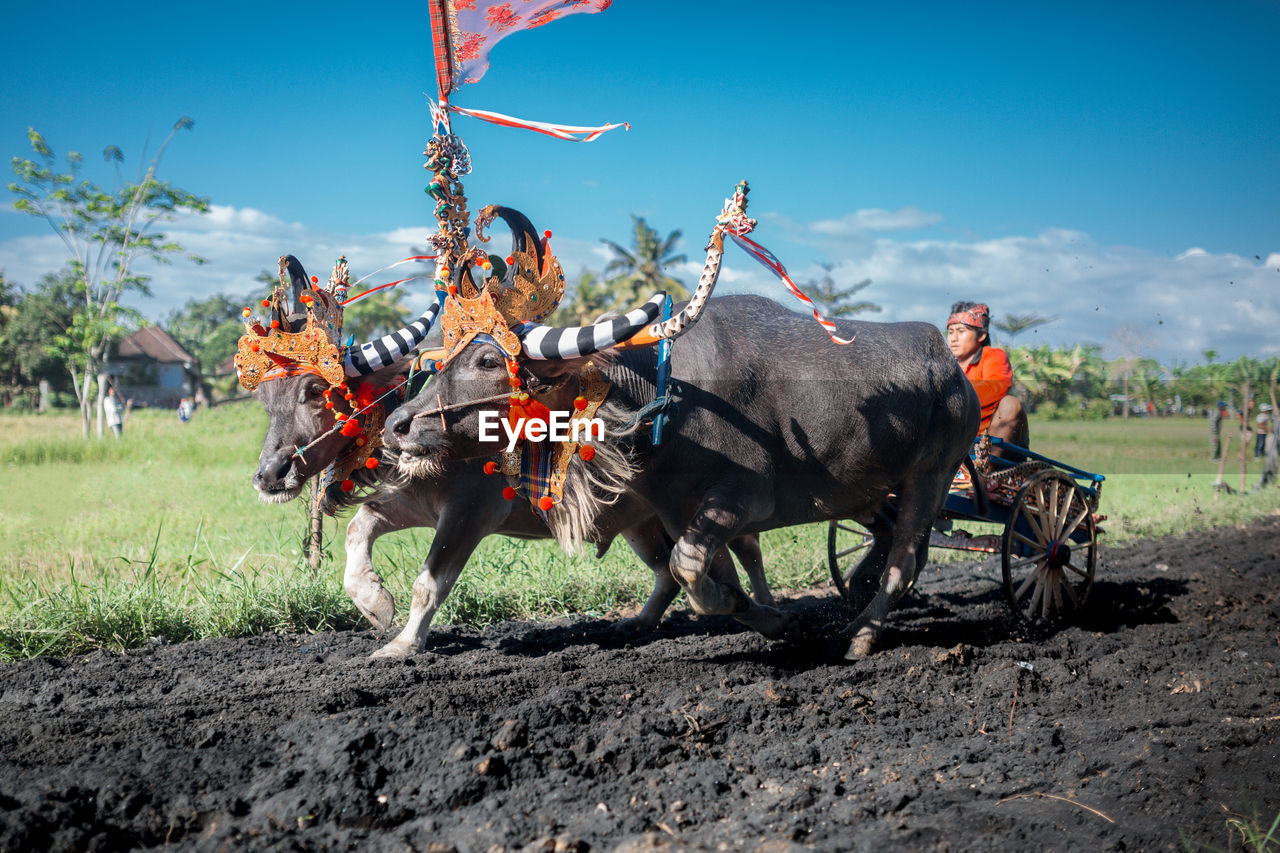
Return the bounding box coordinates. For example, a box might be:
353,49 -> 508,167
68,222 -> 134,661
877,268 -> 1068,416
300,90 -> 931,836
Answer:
946,301 -> 1029,449
1210,401 -> 1227,459
1256,404 -> 1273,459
178,397 -> 193,423
103,387 -> 124,439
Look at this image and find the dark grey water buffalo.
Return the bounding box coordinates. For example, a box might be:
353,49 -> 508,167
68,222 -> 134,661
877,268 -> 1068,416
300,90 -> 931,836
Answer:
244,255 -> 772,633
385,293 -> 979,659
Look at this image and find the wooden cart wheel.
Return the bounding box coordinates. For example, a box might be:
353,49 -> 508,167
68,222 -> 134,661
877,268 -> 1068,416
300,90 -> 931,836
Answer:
1001,469 -> 1097,625
828,519 -> 889,610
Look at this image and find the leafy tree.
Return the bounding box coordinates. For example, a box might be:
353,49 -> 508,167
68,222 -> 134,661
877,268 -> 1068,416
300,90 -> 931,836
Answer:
802,263 -> 880,318
341,288 -> 411,342
0,271 -> 18,402
562,268 -> 621,324
8,120 -> 209,436
166,292 -> 254,378
601,216 -> 689,305
1,270 -> 80,406
993,312 -> 1056,340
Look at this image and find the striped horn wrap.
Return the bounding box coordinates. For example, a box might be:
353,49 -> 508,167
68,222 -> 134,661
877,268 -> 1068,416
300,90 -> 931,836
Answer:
343,290 -> 445,376
516,293 -> 668,359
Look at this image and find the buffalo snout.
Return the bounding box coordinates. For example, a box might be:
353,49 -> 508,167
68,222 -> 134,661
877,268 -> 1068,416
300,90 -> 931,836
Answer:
385,407 -> 414,443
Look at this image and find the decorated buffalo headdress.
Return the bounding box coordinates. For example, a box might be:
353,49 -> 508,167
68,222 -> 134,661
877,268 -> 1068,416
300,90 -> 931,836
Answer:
235,256 -> 444,393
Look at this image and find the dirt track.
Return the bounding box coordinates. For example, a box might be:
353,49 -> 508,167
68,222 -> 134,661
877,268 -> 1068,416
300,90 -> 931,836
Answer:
1,517 -> 1277,852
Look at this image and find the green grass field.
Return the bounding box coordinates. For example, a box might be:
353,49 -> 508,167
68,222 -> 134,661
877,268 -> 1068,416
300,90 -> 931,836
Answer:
1,404 -> 1277,660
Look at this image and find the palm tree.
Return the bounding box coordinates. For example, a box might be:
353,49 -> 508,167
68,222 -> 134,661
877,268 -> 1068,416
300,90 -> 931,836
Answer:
562,269 -> 620,324
600,217 -> 689,304
803,263 -> 880,318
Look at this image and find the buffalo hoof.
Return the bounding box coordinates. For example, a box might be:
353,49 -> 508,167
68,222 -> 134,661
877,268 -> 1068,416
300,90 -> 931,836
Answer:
354,588 -> 396,633
610,615 -> 659,635
844,632 -> 876,660
752,590 -> 778,608
749,607 -> 802,642
370,639 -> 418,660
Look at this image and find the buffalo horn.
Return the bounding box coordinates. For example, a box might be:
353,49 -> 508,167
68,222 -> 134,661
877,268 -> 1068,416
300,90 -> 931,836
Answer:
517,293 -> 668,359
343,290 -> 446,377
276,255 -> 311,332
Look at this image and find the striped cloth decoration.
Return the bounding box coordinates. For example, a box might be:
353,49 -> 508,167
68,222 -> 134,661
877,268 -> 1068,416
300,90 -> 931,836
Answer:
516,293 -> 668,359
344,290 -> 447,376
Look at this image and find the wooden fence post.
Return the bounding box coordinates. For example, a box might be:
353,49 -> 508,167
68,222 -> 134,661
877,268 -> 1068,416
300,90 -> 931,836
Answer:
1240,380 -> 1250,494
307,476 -> 324,571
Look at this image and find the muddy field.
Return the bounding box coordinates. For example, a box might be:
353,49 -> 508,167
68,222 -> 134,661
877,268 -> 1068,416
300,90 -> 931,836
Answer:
1,517 -> 1277,852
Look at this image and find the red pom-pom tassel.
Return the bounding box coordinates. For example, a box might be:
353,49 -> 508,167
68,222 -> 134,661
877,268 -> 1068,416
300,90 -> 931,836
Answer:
502,486 -> 516,500
579,445 -> 596,461
340,479 -> 355,492
365,457 -> 379,470
483,461 -> 498,475
537,496 -> 554,511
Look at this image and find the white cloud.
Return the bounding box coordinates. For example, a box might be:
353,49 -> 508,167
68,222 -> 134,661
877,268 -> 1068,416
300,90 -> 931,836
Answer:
703,223 -> 1279,364
809,206 -> 943,236
2,203 -> 1276,364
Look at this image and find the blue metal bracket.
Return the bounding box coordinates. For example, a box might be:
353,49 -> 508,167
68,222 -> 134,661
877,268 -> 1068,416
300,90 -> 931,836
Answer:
652,295 -> 673,445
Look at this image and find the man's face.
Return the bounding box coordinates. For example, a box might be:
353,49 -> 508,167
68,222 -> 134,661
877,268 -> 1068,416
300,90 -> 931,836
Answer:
947,323 -> 982,363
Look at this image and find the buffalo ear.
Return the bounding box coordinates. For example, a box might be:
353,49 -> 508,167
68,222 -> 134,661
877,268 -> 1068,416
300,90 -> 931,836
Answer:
277,255 -> 311,332
524,350 -> 615,384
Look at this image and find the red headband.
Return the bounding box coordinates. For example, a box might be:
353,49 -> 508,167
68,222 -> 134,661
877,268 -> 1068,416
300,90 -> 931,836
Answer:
947,304 -> 989,330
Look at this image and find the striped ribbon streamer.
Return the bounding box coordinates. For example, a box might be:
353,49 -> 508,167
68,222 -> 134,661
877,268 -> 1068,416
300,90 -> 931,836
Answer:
341,276 -> 426,306
341,253 -> 437,309
726,232 -> 857,346
348,252 -> 437,289
445,103 -> 629,142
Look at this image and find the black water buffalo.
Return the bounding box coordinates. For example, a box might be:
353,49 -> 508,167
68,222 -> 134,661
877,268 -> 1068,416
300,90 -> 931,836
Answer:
246,259 -> 772,636
385,294 -> 979,659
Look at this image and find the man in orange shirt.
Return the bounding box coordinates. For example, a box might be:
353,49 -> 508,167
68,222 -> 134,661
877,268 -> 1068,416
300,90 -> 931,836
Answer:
946,301 -> 1029,448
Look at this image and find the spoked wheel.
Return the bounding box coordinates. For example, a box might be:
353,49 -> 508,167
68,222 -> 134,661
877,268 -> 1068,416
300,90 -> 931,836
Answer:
1002,470 -> 1097,625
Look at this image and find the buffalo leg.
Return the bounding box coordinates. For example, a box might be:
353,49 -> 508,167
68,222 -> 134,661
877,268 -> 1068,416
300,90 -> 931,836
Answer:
618,522 -> 771,629
844,472 -> 949,658
669,500 -> 798,640
618,519 -> 682,629
371,500 -> 505,659
728,534 -> 774,606
343,501 -> 419,631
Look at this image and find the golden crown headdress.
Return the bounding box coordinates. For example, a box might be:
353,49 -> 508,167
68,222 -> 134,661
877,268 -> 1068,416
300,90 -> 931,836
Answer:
234,256 -> 348,391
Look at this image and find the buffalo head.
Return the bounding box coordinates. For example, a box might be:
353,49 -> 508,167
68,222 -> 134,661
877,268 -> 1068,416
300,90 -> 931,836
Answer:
243,254 -> 444,505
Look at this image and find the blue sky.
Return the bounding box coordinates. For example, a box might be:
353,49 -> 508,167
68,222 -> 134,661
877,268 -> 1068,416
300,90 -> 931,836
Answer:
2,1 -> 1278,363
